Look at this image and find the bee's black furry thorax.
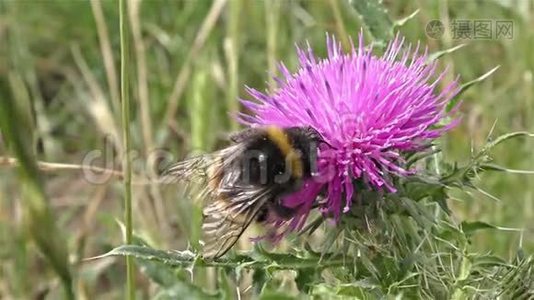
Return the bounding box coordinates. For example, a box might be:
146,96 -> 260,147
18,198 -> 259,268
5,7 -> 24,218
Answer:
229,126 -> 320,192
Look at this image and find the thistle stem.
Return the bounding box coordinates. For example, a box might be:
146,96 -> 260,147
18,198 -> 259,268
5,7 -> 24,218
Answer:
119,0 -> 135,298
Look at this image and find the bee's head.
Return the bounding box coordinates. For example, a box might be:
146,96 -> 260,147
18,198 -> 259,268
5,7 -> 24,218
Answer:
287,126 -> 330,147
285,126 -> 327,178
301,126 -> 323,142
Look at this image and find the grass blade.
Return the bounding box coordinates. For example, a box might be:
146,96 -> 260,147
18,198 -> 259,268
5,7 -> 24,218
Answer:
119,0 -> 135,298
226,0 -> 241,131
0,73 -> 74,299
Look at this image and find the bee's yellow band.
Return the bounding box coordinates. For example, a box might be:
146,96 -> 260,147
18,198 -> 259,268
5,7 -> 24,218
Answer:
266,126 -> 303,179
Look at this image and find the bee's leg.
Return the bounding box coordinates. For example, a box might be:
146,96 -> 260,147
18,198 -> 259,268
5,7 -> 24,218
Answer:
270,194 -> 325,219
259,195 -> 324,223
254,201 -> 297,222
256,206 -> 269,223
269,202 -> 298,219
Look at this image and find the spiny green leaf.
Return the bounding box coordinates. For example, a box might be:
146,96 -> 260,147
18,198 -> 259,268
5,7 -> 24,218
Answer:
479,163 -> 534,174
401,176 -> 448,209
299,216 -> 324,237
312,282 -> 378,299
405,146 -> 442,168
311,284 -> 341,298
461,221 -> 497,235
481,131 -> 534,156
426,44 -> 466,64
153,281 -> 221,300
93,245 -> 197,267
94,244 -> 352,270
217,268 -> 235,300
398,197 -> 436,228
321,226 -> 344,257
393,9 -> 420,28
399,254 -> 418,279
295,268 -> 318,294
113,227 -> 180,287
336,284 -> 371,298
437,221 -> 468,245
348,0 -> 394,46
252,268 -> 270,295
440,132 -> 533,188
447,65 -> 500,111
494,256 -> 534,299
259,290 -> 296,300
139,259 -> 179,288
470,254 -> 508,268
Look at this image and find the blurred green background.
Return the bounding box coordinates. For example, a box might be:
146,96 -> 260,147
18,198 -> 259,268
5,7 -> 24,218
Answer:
0,0 -> 533,298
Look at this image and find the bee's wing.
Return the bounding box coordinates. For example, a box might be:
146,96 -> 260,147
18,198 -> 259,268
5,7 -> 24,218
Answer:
161,154 -> 210,183
163,142 -> 266,258
161,144 -> 243,184
201,187 -> 272,259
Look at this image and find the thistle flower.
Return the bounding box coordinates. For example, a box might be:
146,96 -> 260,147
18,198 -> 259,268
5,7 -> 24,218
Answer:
239,33 -> 460,239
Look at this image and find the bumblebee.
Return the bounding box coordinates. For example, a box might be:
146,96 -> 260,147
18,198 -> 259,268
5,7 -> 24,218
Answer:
164,126 -> 323,259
